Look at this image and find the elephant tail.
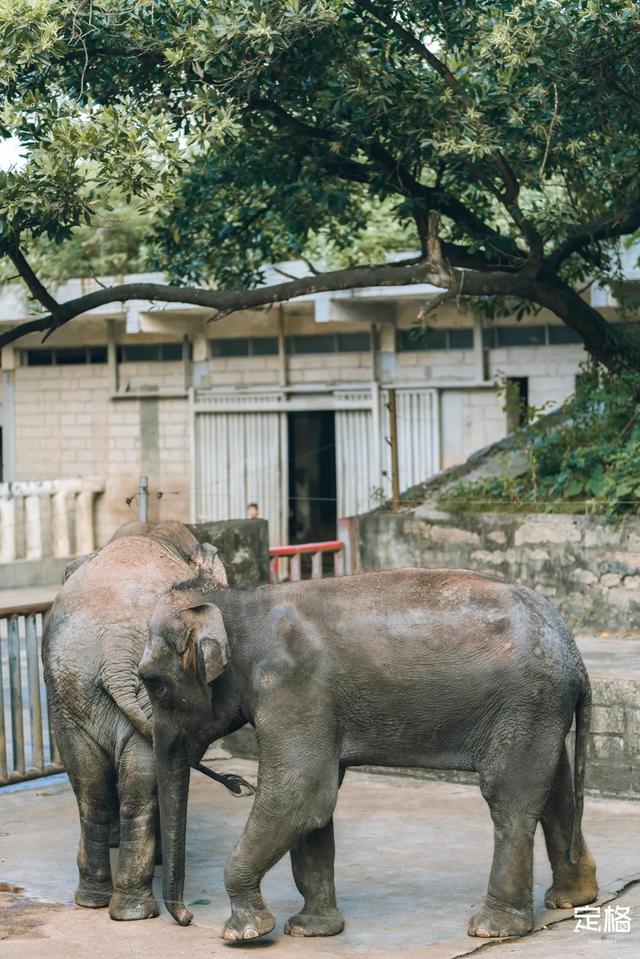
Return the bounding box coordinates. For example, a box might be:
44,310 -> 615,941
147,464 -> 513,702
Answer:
570,674 -> 591,864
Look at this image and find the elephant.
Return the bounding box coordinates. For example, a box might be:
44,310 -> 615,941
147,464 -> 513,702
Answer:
139,566 -> 598,942
42,520 -> 235,921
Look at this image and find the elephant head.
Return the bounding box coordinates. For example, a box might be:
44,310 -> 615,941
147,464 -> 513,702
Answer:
138,584 -> 229,925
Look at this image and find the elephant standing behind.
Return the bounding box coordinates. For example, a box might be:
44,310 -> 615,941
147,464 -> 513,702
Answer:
43,521 -> 228,920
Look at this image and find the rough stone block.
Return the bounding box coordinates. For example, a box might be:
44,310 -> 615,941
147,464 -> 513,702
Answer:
487,530 -> 507,545
190,518 -> 269,588
600,572 -> 621,588
590,705 -> 624,735
624,575 -> 640,590
429,525 -> 480,545
514,519 -> 581,546
573,568 -> 597,585
586,760 -> 633,797
589,734 -> 625,761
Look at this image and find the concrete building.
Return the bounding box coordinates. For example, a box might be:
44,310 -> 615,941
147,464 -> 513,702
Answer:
0,256 -> 635,557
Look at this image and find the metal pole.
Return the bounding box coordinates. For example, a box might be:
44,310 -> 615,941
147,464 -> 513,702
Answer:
138,475 -> 149,523
387,389 -> 400,511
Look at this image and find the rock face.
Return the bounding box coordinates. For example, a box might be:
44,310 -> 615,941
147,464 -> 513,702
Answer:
190,518 -> 269,588
354,510 -> 640,633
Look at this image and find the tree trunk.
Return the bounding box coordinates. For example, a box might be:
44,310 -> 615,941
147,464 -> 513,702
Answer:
532,279 -> 640,373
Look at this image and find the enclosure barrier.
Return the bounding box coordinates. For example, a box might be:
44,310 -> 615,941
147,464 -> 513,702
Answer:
269,540 -> 345,583
0,601 -> 61,786
0,479 -> 103,563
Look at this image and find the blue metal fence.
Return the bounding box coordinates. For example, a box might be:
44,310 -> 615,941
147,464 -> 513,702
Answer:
0,603 -> 62,786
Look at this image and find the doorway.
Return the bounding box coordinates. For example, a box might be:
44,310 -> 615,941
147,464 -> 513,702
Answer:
288,411 -> 337,544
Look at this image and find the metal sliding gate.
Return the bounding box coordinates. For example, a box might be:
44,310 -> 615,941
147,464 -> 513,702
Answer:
0,602 -> 61,787
191,386 -> 440,540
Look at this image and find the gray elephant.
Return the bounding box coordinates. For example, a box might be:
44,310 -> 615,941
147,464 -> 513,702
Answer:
140,567 -> 598,942
42,520 -> 233,921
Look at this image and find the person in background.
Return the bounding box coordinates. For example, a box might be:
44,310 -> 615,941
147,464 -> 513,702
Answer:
246,502 -> 259,519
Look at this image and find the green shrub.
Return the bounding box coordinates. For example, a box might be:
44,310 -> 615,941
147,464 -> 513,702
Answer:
439,365 -> 640,517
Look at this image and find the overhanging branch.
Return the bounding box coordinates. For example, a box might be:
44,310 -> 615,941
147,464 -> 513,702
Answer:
0,260 -> 532,350
4,245 -> 62,317
548,202 -> 640,271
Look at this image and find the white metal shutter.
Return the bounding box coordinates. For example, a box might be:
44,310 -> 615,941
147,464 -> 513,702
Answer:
380,388 -> 440,493
194,399 -> 288,546
335,391 -> 378,518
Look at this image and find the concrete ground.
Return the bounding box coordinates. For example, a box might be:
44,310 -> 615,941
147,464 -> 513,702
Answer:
1,759 -> 638,959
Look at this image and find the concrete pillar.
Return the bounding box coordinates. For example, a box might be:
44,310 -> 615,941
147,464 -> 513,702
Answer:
76,489 -> 95,555
24,494 -> 43,560
0,486 -> 16,563
51,485 -> 71,558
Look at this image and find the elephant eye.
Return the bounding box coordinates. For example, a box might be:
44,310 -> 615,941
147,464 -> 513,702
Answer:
145,677 -> 168,699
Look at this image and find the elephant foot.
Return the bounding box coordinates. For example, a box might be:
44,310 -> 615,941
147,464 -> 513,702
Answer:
545,877 -> 598,910
109,890 -> 160,921
545,850 -> 598,909
222,908 -> 276,941
284,908 -> 344,937
74,881 -> 112,909
468,901 -> 533,938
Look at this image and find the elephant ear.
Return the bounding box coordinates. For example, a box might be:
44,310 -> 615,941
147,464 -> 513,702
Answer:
181,604 -> 229,683
192,543 -> 228,586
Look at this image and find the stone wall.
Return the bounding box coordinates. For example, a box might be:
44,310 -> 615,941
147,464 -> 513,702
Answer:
191,518 -> 269,588
354,509 -> 640,632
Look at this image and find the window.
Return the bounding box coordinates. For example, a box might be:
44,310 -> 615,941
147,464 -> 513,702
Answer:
448,328 -> 474,349
117,342 -> 185,362
337,332 -> 371,352
211,338 -> 250,357
252,337 -> 278,356
210,337 -> 279,357
483,325 -> 546,348
496,326 -> 546,347
547,326 -> 582,345
397,328 -> 472,351
23,347 -> 108,366
286,334 -> 335,354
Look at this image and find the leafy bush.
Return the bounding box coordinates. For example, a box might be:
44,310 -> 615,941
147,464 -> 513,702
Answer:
439,365 -> 640,517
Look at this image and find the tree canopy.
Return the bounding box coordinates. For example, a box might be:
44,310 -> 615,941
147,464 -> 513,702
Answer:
1,1 -> 639,370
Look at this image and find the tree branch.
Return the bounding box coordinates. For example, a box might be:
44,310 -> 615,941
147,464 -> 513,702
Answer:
4,245 -> 62,317
0,261 -> 535,350
352,0 -> 543,256
248,96 -> 522,262
547,201 -> 640,271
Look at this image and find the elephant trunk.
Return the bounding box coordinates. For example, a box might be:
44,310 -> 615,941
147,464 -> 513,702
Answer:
155,730 -> 193,926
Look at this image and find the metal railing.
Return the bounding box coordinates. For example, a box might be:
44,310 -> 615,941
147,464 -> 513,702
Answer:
269,540 -> 345,583
0,602 -> 61,787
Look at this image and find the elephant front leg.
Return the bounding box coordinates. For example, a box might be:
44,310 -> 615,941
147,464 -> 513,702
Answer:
285,817 -> 344,937
222,753 -> 340,942
468,805 -> 537,938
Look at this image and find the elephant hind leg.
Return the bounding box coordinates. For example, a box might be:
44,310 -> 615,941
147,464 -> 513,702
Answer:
470,733 -> 562,939
541,744 -> 598,909
56,724 -> 116,909
285,817 -> 344,937
109,734 -> 159,922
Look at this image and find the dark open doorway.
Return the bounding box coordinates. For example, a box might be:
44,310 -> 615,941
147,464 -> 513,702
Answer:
288,411 -> 337,545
